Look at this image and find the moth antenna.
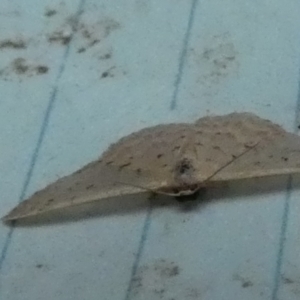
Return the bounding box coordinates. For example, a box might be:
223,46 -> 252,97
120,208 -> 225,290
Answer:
203,141 -> 261,183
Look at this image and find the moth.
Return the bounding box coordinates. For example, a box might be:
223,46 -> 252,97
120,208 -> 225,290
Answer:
3,112 -> 300,222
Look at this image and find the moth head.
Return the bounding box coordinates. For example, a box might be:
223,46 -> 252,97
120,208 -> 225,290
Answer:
157,183 -> 200,197
174,157 -> 195,180
171,184 -> 199,196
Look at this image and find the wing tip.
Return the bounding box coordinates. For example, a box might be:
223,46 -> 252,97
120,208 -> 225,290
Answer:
1,215 -> 15,224
2,205 -> 28,223
2,210 -> 18,223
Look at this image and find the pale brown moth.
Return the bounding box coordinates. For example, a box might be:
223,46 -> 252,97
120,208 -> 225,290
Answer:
3,112 -> 300,222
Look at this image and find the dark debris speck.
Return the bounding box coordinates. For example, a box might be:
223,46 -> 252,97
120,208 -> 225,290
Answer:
36,264 -> 43,269
12,58 -> 28,74
242,281 -> 253,288
0,39 -> 26,50
89,39 -> 100,47
77,47 -> 86,53
36,65 -> 49,74
283,277 -> 294,284
100,53 -> 112,60
101,71 -> 110,78
45,9 -> 57,17
48,32 -> 72,46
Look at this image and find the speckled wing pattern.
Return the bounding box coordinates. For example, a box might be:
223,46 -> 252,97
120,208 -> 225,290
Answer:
196,113 -> 300,181
3,112 -> 300,221
2,124 -> 193,221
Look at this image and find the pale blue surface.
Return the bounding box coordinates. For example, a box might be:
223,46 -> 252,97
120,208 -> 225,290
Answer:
1,1 -> 300,299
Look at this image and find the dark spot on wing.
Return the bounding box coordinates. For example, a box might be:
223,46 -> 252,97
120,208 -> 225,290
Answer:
177,160 -> 192,175
86,184 -> 95,190
46,198 -> 54,205
157,154 -> 163,158
118,162 -> 131,170
226,132 -> 235,139
281,157 -> 288,162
